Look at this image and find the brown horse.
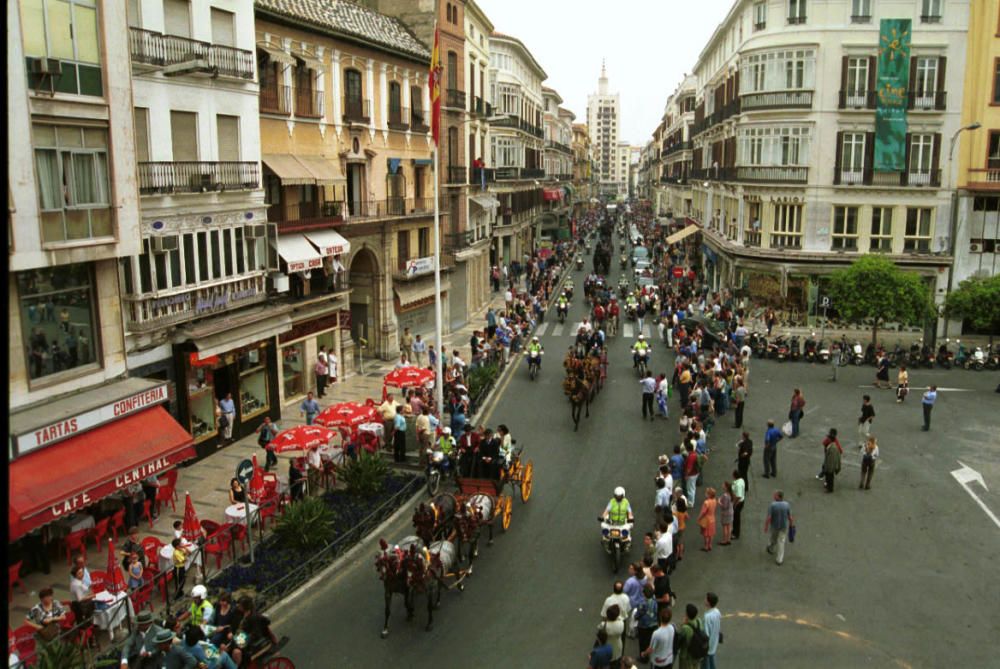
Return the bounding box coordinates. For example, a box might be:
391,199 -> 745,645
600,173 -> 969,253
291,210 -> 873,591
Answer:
412,493 -> 458,546
564,372 -> 592,431
375,535 -> 462,638
453,493 -> 496,567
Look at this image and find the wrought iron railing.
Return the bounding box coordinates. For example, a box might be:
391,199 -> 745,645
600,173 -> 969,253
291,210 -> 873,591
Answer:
137,161 -> 260,194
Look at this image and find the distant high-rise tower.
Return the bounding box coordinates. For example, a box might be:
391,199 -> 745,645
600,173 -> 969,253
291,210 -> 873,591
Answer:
587,61 -> 624,197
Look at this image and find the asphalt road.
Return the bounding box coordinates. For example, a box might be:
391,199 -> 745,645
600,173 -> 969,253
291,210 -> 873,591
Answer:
274,251 -> 1000,668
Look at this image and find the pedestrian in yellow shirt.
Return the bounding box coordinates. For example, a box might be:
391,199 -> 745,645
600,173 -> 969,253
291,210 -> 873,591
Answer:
171,538 -> 188,597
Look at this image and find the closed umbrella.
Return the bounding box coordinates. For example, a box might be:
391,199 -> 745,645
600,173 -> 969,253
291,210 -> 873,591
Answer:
104,538 -> 127,595
181,492 -> 201,542
248,454 -> 266,503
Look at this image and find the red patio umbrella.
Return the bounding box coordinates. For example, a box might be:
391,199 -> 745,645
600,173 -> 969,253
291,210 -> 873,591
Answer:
270,425 -> 336,455
314,401 -> 377,430
104,538 -> 127,595
383,366 -> 435,396
248,454 -> 266,503
181,492 -> 201,543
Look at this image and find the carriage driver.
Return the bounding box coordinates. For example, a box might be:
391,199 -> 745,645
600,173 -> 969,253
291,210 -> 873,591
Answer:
632,335 -> 650,368
603,487 -> 634,526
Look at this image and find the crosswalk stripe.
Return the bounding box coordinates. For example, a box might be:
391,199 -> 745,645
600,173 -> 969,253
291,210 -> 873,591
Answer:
552,324 -> 564,337
642,324 -> 652,338
535,322 -> 549,337
623,324 -> 634,338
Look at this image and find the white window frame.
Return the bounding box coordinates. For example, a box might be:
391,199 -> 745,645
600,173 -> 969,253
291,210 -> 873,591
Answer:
921,0 -> 942,20
904,207 -> 933,252
870,206 -> 893,252
788,0 -> 807,23
832,205 -> 859,250
851,0 -> 872,19
753,1 -> 767,29
840,132 -> 866,183
912,57 -> 938,109
846,57 -> 869,105
908,134 -> 935,184
771,204 -> 803,248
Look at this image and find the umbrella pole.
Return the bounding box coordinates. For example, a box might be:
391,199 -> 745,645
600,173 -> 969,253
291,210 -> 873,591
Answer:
244,503 -> 254,563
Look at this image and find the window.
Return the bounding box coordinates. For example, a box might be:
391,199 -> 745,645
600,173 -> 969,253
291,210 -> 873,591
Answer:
771,204 -> 803,248
18,263 -> 99,380
904,207 -> 932,252
738,126 -> 811,166
994,59 -> 1000,105
740,49 -> 816,93
134,107 -> 150,163
753,1 -> 767,29
33,124 -> 112,243
170,111 -> 198,161
908,134 -> 935,183
912,57 -> 938,108
210,7 -> 234,46
832,206 -> 859,250
344,68 -> 363,118
163,0 -> 191,37
418,227 -> 430,257
788,0 -> 807,23
411,85 -> 424,126
845,57 -> 870,105
989,131 -> 1000,169
491,136 -> 520,168
447,51 -> 458,90
21,0 -> 103,96
216,115 -> 240,161
870,207 -> 893,252
921,0 -> 941,21
840,132 -> 866,183
851,0 -> 871,20
388,82 -> 403,125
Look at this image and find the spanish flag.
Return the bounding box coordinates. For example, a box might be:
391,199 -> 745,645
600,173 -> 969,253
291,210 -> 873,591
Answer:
429,24 -> 442,146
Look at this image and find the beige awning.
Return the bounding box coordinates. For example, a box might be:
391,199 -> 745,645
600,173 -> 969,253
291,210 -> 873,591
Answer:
292,51 -> 324,72
304,229 -> 351,257
394,277 -> 449,309
256,42 -> 295,67
664,224 -> 700,246
262,154 -> 314,186
273,234 -> 324,273
295,155 -> 342,186
470,194 -> 500,210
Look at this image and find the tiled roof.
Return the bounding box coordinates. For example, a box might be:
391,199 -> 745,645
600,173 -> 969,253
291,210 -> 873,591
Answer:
256,0 -> 430,62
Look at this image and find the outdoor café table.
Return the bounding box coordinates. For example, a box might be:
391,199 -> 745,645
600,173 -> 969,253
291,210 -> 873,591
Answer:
93,590 -> 133,640
50,513 -> 95,538
158,542 -> 203,573
317,445 -> 344,463
225,503 -> 259,526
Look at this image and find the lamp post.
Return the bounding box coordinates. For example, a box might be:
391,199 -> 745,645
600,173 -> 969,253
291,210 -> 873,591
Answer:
942,122 -> 982,341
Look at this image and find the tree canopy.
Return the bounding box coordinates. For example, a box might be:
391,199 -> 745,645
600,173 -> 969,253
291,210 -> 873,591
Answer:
828,255 -> 934,344
944,274 -> 1000,338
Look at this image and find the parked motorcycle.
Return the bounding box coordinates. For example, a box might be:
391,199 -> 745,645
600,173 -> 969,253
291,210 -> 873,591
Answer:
955,341 -> 968,367
598,518 -> 633,573
937,341 -> 953,369
920,344 -> 936,369
851,341 -> 865,366
965,346 -> 986,371
789,336 -> 801,362
864,342 -> 878,366
803,334 -> 817,363
527,349 -> 543,380
986,344 -> 999,371
776,336 -> 790,362
817,339 -> 830,364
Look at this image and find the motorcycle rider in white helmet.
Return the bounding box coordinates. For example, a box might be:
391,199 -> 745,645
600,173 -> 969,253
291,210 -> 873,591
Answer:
603,486 -> 634,525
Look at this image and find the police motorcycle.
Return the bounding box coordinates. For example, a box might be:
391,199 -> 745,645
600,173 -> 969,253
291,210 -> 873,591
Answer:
526,337 -> 544,380
599,487 -> 633,573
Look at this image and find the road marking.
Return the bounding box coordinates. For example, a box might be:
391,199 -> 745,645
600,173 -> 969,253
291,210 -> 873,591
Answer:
552,324 -> 564,337
535,322 -> 549,337
623,324 -> 634,338
642,324 -> 652,338
855,385 -> 974,392
951,461 -> 1000,530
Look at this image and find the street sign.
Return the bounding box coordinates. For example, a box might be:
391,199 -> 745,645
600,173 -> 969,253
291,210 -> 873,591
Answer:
820,296 -> 832,309
672,267 -> 684,279
235,459 -> 254,485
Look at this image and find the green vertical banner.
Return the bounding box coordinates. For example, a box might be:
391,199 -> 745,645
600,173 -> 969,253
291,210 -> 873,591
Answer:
874,18 -> 912,172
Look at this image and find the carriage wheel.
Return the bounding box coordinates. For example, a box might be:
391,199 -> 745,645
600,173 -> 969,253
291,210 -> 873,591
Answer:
520,461 -> 534,503
500,495 -> 512,531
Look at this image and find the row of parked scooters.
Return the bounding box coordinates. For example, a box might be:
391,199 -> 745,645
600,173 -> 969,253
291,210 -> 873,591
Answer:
746,333 -> 1000,371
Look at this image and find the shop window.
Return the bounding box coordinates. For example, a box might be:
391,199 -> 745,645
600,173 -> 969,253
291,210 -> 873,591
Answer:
186,362 -> 217,442
831,206 -> 859,250
904,207 -> 932,252
18,262 -> 99,381
33,124 -> 112,243
21,0 -> 104,97
282,343 -> 305,398
237,345 -> 269,419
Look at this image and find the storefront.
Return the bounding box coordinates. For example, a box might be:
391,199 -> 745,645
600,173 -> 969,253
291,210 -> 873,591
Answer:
393,275 -> 451,340
277,308 -> 351,407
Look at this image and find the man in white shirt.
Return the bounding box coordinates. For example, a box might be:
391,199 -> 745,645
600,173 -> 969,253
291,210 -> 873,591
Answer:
643,607 -> 675,668
306,446 -> 322,496
327,351 -> 338,383
600,580 -> 632,622
654,524 -> 673,573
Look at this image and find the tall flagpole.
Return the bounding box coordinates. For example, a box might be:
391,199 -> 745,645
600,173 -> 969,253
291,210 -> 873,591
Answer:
432,144 -> 444,415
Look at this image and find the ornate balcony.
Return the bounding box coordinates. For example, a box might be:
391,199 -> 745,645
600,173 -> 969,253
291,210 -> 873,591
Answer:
138,161 -> 260,195
128,27 -> 255,80
343,98 -> 371,124
834,167 -> 941,187
736,166 -> 808,184
741,90 -> 813,111
260,84 -> 291,114
445,88 -> 466,109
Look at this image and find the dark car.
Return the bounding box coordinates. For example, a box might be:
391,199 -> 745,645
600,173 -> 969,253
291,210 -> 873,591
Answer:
679,315 -> 728,349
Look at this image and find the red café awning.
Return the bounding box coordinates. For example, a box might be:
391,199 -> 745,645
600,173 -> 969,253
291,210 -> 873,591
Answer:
543,188 -> 563,201
9,406 -> 195,542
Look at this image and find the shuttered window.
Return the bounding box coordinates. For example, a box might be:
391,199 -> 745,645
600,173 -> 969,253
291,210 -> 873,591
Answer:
210,7 -> 235,46
134,107 -> 150,162
170,111 -> 198,161
163,0 -> 191,38
216,115 -> 240,161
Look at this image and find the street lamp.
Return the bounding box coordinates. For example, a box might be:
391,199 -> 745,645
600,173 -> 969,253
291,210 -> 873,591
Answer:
942,121 -> 982,341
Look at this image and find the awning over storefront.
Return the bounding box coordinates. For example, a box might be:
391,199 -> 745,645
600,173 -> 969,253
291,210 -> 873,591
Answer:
8,406 -> 195,541
412,158 -> 433,166
295,155 -> 342,186
262,154 -> 315,186
470,194 -> 500,210
304,229 -> 351,256
543,188 -> 564,201
274,233 -> 324,273
394,277 -> 449,309
190,313 -> 293,358
292,51 -> 324,72
256,42 -> 296,66
664,224 -> 700,246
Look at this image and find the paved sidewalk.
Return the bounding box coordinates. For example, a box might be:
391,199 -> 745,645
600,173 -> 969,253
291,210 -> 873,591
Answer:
8,293 -> 507,624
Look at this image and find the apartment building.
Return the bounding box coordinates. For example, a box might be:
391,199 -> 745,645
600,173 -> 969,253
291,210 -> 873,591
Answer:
655,75 -> 698,219
536,88 -> 573,243
572,122 -> 596,218
947,0 -> 1000,336
9,1 -> 194,544
653,0 -> 969,328
488,31 -> 547,266
587,63 -> 626,197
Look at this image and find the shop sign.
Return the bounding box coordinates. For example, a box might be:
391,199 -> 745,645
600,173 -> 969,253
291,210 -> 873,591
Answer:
195,285 -> 259,315
44,455 -> 177,523
287,257 -> 324,273
405,257 -> 434,277
14,384 -> 170,456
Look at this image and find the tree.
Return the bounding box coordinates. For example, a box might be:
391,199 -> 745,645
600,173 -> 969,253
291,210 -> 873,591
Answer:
828,255 -> 934,346
944,274 -> 1000,344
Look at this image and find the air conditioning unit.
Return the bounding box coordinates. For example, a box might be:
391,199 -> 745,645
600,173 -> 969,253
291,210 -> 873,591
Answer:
31,58 -> 63,75
150,235 -> 179,253
247,224 -> 267,239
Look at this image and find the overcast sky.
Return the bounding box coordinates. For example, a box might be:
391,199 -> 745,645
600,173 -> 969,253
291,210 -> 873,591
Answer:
477,0 -> 734,146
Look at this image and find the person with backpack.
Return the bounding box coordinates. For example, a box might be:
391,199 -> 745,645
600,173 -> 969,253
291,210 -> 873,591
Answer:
674,603 -> 709,669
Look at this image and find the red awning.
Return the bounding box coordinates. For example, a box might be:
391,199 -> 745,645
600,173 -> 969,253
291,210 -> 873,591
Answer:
543,188 -> 563,201
9,406 -> 195,541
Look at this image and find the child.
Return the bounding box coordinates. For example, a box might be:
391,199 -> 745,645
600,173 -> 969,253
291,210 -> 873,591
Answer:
171,538 -> 188,597
173,520 -> 183,540
127,552 -> 144,591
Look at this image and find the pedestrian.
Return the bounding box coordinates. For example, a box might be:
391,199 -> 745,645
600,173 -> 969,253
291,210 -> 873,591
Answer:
428,344 -> 437,370
698,488 -> 718,552
256,417 -> 279,471
703,592 -> 722,669
170,538 -> 188,597
656,373 -> 670,419
288,458 -> 305,502
859,435 -> 879,490
875,353 -> 891,389
314,348 -> 329,398
600,604 -> 626,668
218,393 -> 235,444
857,395 -> 876,446
788,388 -> 805,438
764,490 -> 794,565
736,432 -> 753,485
896,364 -> 909,402
392,408 -> 407,463
921,385 -> 937,431
634,584 -> 659,662
379,393 -> 398,437
654,522 -> 673,574
640,371 -> 656,421
654,477 -> 671,529
683,446 -> 699,506
671,489 -> 688,564
732,376 -> 746,428
762,419 -> 782,479
718,482 -> 734,545
299,391 -> 320,425
816,427 -> 843,481
821,430 -> 842,493
589,628 -> 614,669
306,444 -> 322,496
399,326 -> 414,361
830,342 -> 841,381
412,334 -> 427,367
640,606 -> 675,668
673,603 -> 705,669
730,469 -> 745,540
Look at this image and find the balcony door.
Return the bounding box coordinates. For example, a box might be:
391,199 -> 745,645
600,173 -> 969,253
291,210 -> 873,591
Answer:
164,0 -> 191,38
171,111 -> 198,161
210,8 -> 235,47
345,69 -> 363,118
347,163 -> 365,217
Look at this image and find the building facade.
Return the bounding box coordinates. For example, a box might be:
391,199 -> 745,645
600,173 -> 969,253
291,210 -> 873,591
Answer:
587,63 -> 626,197
572,122 -> 596,217
651,0 -> 969,331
